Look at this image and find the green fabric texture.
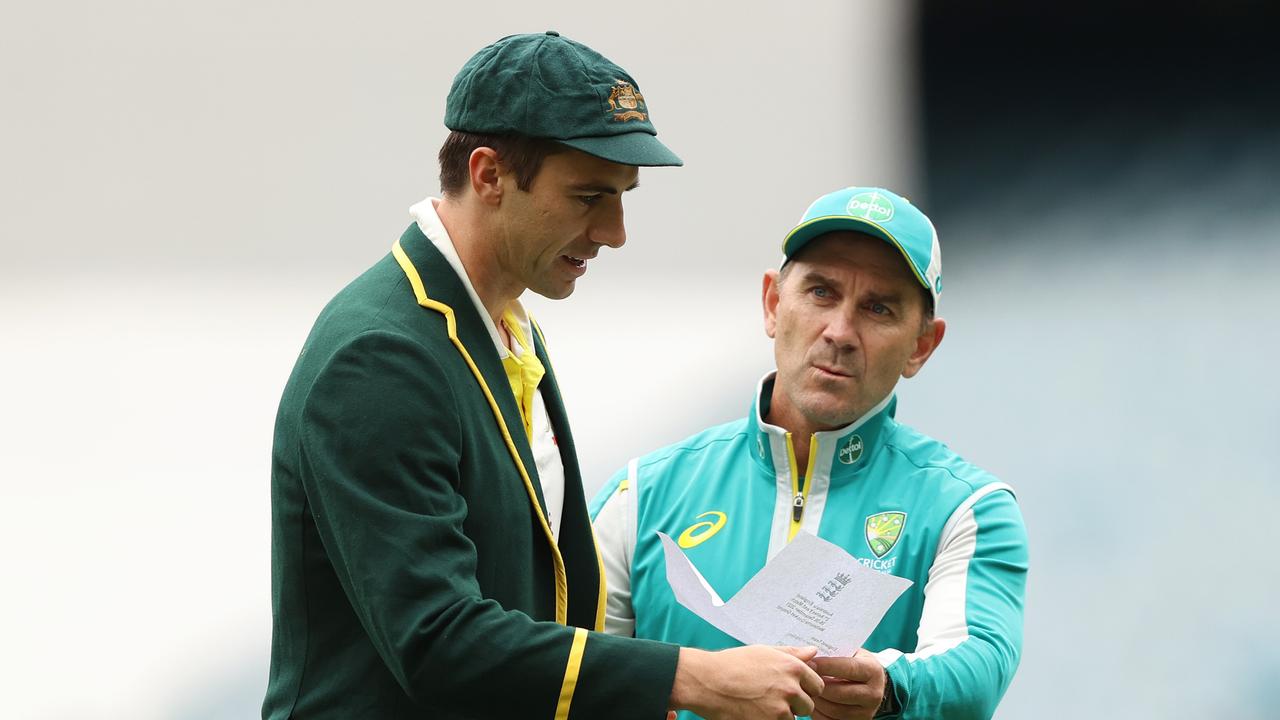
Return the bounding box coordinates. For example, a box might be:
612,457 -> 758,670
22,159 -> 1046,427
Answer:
445,31 -> 682,167
263,223 -> 678,719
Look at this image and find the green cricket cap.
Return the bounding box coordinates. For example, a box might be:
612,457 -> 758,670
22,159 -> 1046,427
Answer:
445,31 -> 682,167
782,187 -> 943,303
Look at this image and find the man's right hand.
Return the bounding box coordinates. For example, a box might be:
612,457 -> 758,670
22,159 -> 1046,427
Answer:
668,645 -> 825,720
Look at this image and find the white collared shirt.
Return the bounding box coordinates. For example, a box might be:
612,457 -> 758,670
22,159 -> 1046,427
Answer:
409,197 -> 565,541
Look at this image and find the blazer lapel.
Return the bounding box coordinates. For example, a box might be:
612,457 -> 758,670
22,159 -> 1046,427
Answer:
531,321 -> 607,629
395,223 -> 548,514
531,323 -> 581,488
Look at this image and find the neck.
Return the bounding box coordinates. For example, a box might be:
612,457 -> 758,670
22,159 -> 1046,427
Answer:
764,389 -> 819,475
436,196 -> 524,327
791,433 -> 813,479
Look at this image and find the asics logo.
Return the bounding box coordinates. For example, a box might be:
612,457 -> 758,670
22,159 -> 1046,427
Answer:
677,511 -> 727,549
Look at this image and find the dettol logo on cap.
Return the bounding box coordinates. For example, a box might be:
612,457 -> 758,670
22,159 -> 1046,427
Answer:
846,191 -> 894,223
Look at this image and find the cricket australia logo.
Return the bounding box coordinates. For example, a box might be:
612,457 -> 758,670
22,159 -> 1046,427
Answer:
846,191 -> 894,223
865,511 -> 906,559
838,434 -> 864,465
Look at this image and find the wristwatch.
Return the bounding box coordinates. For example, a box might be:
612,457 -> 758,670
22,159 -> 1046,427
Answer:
875,671 -> 899,717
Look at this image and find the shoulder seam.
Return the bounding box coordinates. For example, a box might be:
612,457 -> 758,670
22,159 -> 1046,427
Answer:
882,441 -> 1005,494
635,428 -> 748,472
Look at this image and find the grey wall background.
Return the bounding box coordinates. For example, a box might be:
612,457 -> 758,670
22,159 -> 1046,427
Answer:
3,1 -> 1278,718
0,2 -> 918,718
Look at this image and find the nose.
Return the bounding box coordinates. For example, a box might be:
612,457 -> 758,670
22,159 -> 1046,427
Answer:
590,199 -> 627,249
821,306 -> 859,351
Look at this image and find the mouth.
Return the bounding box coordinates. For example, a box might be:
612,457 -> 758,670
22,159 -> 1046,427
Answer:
813,363 -> 853,379
560,254 -> 590,278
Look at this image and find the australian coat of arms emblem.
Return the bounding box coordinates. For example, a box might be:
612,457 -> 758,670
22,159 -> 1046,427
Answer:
607,80 -> 648,122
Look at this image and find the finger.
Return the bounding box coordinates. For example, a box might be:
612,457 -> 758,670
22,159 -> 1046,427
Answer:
789,689 -> 817,718
814,688 -> 880,716
665,713 -> 676,720
819,673 -> 884,704
777,645 -> 820,662
798,661 -> 826,700
812,654 -> 878,683
811,701 -> 862,720
818,679 -> 864,705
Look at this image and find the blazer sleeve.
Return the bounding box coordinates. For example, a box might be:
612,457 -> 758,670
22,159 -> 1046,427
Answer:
299,329 -> 678,719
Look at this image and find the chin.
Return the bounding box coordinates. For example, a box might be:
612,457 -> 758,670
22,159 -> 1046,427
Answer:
810,410 -> 858,431
531,282 -> 575,301
798,394 -> 859,429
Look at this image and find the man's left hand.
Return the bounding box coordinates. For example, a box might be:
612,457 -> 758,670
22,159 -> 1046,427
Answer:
808,651 -> 887,720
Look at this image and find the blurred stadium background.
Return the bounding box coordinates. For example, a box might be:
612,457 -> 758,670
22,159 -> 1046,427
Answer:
2,1 -> 1276,717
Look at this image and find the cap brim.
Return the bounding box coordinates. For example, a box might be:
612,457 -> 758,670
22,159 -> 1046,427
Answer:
558,132 -> 683,167
782,217 -> 931,292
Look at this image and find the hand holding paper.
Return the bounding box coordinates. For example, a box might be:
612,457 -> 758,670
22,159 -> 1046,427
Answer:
658,530 -> 912,657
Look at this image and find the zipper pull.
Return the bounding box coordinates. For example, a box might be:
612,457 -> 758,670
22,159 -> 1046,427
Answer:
792,493 -> 805,523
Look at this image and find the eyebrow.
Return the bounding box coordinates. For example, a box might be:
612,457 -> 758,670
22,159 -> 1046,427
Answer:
864,290 -> 906,305
798,271 -> 906,304
569,180 -> 641,194
798,270 -> 836,287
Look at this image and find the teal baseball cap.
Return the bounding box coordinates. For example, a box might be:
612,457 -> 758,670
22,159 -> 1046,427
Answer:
781,187 -> 942,303
445,31 -> 682,167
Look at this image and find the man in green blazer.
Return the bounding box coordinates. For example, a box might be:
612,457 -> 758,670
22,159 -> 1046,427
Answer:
263,32 -> 824,720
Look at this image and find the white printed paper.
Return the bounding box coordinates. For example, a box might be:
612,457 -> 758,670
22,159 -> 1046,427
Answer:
659,530 -> 912,656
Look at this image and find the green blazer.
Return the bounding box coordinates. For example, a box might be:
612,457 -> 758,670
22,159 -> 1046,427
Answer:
263,223 -> 678,719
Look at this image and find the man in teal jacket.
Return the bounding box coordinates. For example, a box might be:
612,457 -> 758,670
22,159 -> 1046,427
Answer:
591,187 -> 1029,720
264,33 -> 823,720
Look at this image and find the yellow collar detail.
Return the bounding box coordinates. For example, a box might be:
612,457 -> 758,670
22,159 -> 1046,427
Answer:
501,309 -> 545,442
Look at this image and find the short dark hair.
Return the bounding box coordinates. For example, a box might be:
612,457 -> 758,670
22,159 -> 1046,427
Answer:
437,131 -> 568,196
777,257 -> 936,327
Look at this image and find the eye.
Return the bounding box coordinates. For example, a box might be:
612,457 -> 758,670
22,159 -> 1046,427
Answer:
578,194 -> 604,207
809,286 -> 831,299
869,302 -> 891,316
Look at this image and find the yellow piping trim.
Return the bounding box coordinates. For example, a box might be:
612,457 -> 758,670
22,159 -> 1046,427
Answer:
531,316 -> 608,630
555,628 -> 589,720
392,240 -> 569,624
785,433 -> 799,541
590,524 -> 607,632
786,433 -> 818,542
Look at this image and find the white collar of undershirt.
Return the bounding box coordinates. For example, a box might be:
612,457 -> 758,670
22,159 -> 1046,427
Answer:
409,196 -> 533,359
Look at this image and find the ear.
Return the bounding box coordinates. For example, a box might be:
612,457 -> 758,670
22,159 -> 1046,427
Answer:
468,147 -> 504,206
902,317 -> 946,379
762,269 -> 781,339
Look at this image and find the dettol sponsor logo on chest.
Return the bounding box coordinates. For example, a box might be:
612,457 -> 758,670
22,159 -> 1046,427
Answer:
838,434 -> 864,465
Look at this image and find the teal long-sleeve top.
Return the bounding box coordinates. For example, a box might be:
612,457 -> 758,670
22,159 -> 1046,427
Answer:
591,374 -> 1028,720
